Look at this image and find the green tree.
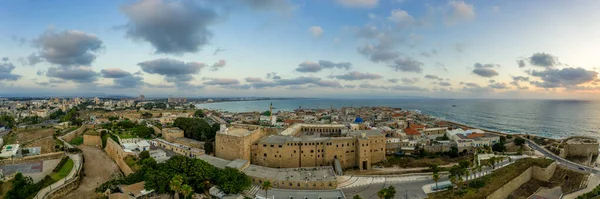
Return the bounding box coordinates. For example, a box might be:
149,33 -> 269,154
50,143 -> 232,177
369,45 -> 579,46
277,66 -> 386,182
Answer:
385,186 -> 396,199
180,184 -> 193,199
194,110 -> 205,117
170,175 -> 184,199
139,150 -> 150,160
352,195 -> 364,199
514,137 -> 526,146
215,167 -> 252,194
377,189 -> 386,199
261,111 -> 271,116
432,172 -> 440,190
0,114 -> 16,128
261,181 -> 272,198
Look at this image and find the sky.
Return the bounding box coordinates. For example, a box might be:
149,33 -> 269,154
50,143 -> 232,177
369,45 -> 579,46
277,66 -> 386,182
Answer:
1,0 -> 600,99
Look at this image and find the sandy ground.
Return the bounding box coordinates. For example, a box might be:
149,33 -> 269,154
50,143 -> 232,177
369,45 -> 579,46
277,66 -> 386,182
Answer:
17,128 -> 54,143
25,159 -> 61,183
23,137 -> 57,154
62,145 -> 121,199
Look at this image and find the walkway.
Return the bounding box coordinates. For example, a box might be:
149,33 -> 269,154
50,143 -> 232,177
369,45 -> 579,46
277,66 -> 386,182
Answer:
34,153 -> 82,199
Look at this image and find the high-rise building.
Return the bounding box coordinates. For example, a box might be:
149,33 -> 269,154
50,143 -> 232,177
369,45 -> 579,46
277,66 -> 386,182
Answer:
139,94 -> 145,101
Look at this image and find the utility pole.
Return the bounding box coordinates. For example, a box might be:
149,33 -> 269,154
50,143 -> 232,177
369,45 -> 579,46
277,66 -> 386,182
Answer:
405,189 -> 408,199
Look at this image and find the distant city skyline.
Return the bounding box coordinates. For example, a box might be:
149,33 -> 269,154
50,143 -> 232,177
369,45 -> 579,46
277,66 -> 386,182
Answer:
2,0 -> 600,99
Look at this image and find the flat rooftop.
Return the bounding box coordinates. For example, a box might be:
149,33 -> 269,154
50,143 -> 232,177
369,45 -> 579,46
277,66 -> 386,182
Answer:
220,127 -> 253,137
281,123 -> 346,136
198,154 -> 232,169
566,137 -> 598,144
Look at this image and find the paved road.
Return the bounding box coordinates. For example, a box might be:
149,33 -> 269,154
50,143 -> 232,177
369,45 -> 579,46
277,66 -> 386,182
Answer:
526,140 -> 599,174
342,176 -> 439,199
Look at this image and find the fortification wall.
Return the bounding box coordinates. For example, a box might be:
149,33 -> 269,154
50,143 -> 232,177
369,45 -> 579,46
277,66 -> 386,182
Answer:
533,162 -> 557,181
104,138 -> 134,176
487,162 -> 558,199
83,134 -> 102,146
487,167 -> 533,199
0,152 -> 65,165
62,124 -> 93,142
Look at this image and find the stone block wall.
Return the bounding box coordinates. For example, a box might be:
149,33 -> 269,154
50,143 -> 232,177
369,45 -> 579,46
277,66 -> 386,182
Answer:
487,167 -> 533,199
0,152 -> 65,165
83,134 -> 102,146
487,162 -> 557,199
533,162 -> 557,181
104,138 -> 134,176
62,124 -> 93,142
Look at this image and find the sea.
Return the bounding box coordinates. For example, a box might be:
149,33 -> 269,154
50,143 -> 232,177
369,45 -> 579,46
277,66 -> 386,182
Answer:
196,99 -> 600,139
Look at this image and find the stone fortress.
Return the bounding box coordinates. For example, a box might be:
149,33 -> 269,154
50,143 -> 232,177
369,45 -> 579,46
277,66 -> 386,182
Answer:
215,123 -> 386,172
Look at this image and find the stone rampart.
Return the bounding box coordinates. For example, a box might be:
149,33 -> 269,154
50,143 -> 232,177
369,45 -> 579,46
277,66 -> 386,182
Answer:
104,138 -> 134,176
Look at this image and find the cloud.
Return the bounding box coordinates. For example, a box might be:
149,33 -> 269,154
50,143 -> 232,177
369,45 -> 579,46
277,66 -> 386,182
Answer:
344,85 -> 356,89
424,74 -> 444,81
296,60 -> 351,73
19,53 -> 44,66
46,66 -> 99,83
488,82 -> 508,89
389,57 -> 423,73
434,62 -> 448,72
388,9 -> 414,28
296,61 -> 322,73
120,0 -> 218,54
101,68 -> 132,78
32,30 -> 103,66
357,32 -> 405,63
204,78 -> 240,85
319,60 -> 351,70
266,72 -> 281,79
359,83 -> 386,89
100,68 -> 145,89
387,78 -> 399,83
245,77 -> 263,82
420,49 -> 437,58
517,59 -> 526,68
239,0 -> 297,13
0,62 -> 22,81
335,0 -> 378,8
332,71 -> 382,81
472,62 -> 499,77
213,47 -> 225,55
37,70 -> 45,76
402,77 -> 419,84
530,67 -> 598,88
389,85 -> 427,91
210,59 -> 226,71
248,76 -> 342,89
454,43 -> 465,53
309,26 -> 323,38
512,76 -> 530,82
1,57 -> 8,62
528,53 -> 558,68
146,83 -> 175,88
354,25 -> 379,39
138,58 -> 205,88
438,82 -> 452,87
10,35 -> 27,46
444,1 -> 475,26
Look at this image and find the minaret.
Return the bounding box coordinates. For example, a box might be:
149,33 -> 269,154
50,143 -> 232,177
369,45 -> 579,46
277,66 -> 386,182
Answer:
269,102 -> 273,123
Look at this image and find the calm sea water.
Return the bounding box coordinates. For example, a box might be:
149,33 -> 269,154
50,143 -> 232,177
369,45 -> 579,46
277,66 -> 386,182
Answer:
196,99 -> 600,139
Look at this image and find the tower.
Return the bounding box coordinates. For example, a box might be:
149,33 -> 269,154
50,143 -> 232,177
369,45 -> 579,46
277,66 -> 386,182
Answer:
269,102 -> 273,123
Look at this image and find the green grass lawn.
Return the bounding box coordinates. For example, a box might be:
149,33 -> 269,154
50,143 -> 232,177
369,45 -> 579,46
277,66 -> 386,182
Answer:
49,159 -> 74,181
69,136 -> 84,146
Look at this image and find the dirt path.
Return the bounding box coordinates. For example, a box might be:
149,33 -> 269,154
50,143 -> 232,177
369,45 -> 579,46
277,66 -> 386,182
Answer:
63,145 -> 121,199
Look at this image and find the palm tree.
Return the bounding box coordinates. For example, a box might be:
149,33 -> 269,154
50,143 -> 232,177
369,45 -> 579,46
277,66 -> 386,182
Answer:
476,164 -> 483,178
432,172 -> 440,191
170,175 -> 184,199
261,181 -> 272,199
377,188 -> 387,199
352,195 -> 364,199
449,175 -> 457,194
180,184 -> 193,199
385,186 -> 396,199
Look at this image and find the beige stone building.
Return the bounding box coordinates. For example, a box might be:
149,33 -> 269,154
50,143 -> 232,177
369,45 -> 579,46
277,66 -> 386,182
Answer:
215,123 -> 386,170
162,127 -> 185,142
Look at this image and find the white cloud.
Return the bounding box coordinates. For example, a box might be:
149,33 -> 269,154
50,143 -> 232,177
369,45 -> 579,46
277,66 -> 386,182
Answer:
309,26 -> 324,38
444,0 -> 475,26
335,0 -> 378,8
388,9 -> 414,28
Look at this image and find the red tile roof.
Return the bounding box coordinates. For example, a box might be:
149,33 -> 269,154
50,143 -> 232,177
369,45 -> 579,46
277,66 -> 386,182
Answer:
410,124 -> 426,129
404,128 -> 421,135
284,119 -> 304,124
467,133 -> 485,139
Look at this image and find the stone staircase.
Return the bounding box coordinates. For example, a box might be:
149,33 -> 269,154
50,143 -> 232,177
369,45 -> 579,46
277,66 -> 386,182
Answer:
243,184 -> 261,197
